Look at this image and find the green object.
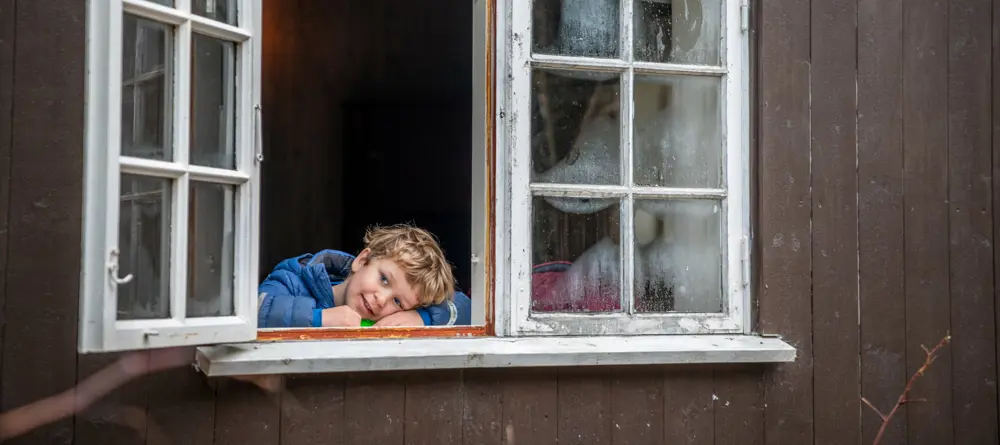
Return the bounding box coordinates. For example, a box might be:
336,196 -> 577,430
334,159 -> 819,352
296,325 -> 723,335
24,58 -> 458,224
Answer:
360,319 -> 375,327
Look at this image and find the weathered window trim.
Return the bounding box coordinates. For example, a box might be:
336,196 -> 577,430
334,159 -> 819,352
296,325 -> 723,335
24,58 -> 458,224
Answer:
194,334 -> 795,376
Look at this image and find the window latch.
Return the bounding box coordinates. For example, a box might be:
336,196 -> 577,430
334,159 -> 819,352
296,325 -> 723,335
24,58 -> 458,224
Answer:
108,248 -> 133,285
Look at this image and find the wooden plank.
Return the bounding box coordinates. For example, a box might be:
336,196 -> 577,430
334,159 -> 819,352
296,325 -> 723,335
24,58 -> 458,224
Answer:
143,367 -> 215,445
995,0 -> 1000,436
756,0 -> 813,442
903,0 -> 953,443
344,372 -> 405,445
502,369 -> 557,445
714,366 -> 763,445
857,0 -> 907,442
610,368 -> 663,445
214,377 -> 281,445
462,369 -> 503,445
947,0 -> 998,442
556,368 -> 611,445
0,0 -> 13,398
0,0 -> 85,443
280,374 -> 346,445
662,366 -> 712,445
404,370 -> 463,445
810,0 -> 860,443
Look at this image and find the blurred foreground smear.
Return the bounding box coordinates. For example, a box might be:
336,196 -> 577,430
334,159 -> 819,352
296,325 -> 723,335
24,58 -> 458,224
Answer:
0,347 -> 290,442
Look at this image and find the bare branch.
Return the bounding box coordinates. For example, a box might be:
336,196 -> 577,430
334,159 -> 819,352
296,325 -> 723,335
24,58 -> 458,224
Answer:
864,332 -> 951,445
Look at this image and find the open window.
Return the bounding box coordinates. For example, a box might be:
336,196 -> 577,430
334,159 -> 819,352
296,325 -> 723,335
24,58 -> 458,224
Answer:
507,0 -> 750,335
82,0 -> 789,370
82,0 -> 260,352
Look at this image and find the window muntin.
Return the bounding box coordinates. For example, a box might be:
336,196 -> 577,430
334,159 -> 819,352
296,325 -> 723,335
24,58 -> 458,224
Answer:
507,0 -> 750,335
81,0 -> 261,352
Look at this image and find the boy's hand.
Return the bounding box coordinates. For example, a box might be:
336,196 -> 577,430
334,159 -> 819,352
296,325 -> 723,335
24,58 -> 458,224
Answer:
374,310 -> 425,327
320,306 -> 362,327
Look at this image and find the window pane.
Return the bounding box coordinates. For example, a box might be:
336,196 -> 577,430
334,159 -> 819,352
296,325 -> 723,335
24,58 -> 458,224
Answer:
633,74 -> 722,188
531,196 -> 620,313
633,0 -> 722,65
193,0 -> 238,26
122,15 -> 174,161
531,69 -> 620,185
191,34 -> 237,170
532,0 -> 620,58
118,174 -> 172,320
146,0 -> 174,6
634,199 -> 722,313
187,182 -> 236,317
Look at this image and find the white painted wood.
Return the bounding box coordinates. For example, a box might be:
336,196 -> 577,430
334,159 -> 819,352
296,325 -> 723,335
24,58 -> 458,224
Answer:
508,0 -> 751,336
195,335 -> 796,376
469,0 -> 488,326
80,0 -> 262,353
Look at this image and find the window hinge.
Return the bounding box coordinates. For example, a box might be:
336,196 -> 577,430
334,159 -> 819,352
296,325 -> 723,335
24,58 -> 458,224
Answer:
254,104 -> 264,163
740,0 -> 750,32
740,236 -> 750,288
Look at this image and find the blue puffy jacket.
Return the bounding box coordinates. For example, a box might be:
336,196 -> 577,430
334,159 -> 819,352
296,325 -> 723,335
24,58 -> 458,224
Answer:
257,249 -> 472,328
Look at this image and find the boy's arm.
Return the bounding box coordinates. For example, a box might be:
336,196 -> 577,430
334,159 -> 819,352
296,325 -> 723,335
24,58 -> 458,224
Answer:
413,291 -> 473,326
257,272 -> 324,328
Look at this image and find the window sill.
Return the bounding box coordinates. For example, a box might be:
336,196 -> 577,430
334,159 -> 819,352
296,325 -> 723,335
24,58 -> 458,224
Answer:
194,334 -> 796,376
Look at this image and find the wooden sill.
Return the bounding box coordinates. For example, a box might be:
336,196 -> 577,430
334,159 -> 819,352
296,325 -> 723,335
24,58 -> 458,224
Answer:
194,334 -> 797,376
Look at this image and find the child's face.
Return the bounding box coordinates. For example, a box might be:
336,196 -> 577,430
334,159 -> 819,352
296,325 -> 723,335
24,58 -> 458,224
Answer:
343,249 -> 421,321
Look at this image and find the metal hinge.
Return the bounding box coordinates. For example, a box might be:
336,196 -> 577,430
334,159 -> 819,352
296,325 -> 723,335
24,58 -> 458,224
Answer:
254,104 -> 264,163
740,236 -> 750,288
740,0 -> 750,32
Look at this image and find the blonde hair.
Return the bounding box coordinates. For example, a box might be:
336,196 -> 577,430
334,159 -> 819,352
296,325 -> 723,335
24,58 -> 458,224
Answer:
362,224 -> 455,306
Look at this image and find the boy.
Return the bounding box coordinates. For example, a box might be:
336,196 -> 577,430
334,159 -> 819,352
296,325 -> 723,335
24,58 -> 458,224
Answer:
257,224 -> 471,328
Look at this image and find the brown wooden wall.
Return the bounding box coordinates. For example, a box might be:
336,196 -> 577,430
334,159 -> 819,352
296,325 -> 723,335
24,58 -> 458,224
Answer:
0,0 -> 999,444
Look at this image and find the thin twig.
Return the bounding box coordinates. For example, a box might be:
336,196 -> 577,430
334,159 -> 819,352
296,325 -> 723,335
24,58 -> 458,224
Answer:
863,332 -> 951,445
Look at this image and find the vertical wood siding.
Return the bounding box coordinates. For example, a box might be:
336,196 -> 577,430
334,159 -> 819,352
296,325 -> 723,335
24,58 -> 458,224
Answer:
0,1 -> 997,444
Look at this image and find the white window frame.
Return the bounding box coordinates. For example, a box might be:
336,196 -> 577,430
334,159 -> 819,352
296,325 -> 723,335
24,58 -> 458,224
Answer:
504,0 -> 751,336
80,0 -> 262,353
81,0 -> 793,371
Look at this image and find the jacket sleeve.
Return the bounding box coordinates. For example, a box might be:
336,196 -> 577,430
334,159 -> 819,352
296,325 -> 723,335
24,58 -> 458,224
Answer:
415,291 -> 473,326
257,269 -> 322,328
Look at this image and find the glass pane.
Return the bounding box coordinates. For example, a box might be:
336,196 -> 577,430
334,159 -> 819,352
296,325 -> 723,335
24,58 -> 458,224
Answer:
121,14 -> 174,161
633,0 -> 722,65
634,199 -> 722,313
633,74 -> 722,188
531,196 -> 620,313
187,182 -> 236,317
193,0 -> 238,26
531,69 -> 620,185
532,0 -> 620,58
118,174 -> 172,320
146,0 -> 174,6
191,34 -> 237,169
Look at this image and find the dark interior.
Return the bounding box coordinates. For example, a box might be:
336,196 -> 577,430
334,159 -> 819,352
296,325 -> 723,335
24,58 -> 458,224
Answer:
259,0 -> 473,293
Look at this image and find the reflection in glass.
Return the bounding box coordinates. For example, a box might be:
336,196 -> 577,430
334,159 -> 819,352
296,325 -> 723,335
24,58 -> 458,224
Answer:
187,182 -> 236,317
191,34 -> 237,169
633,74 -> 722,188
118,174 -> 172,320
532,0 -> 620,58
633,199 -> 723,313
121,14 -> 173,161
193,0 -> 238,26
531,69 -> 621,195
531,197 -> 620,313
634,0 -> 721,65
